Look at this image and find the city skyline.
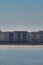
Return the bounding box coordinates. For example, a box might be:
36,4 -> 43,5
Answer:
0,0 -> 43,31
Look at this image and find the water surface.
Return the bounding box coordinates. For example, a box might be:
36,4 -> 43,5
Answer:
0,48 -> 43,65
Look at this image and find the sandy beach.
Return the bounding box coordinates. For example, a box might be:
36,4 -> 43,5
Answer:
0,45 -> 43,48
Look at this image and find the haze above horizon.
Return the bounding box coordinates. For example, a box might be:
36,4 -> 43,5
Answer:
0,0 -> 43,31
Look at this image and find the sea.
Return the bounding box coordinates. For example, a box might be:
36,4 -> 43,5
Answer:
0,48 -> 43,65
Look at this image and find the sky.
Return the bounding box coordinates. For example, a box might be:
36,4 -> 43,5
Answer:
0,0 -> 43,32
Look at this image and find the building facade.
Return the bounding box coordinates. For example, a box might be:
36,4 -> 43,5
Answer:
9,32 -> 14,43
13,31 -> 18,42
0,31 -> 5,42
0,30 -> 43,45
26,32 -> 30,43
30,32 -> 39,44
4,32 -> 9,42
13,31 -> 30,44
39,31 -> 43,44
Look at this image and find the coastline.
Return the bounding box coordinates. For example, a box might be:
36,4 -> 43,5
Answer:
0,45 -> 43,48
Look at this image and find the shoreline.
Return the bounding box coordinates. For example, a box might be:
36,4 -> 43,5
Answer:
0,45 -> 43,48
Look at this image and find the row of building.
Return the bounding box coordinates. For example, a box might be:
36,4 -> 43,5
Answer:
0,30 -> 43,44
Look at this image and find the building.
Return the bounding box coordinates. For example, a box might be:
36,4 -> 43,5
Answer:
0,31 -> 5,43
13,31 -> 30,44
18,31 -> 28,42
26,32 -> 30,43
20,32 -> 23,42
13,31 -> 27,43
0,30 -> 43,45
39,31 -> 43,44
4,32 -> 9,43
9,32 -> 14,43
22,32 -> 26,42
30,32 -> 39,44
13,31 -> 18,42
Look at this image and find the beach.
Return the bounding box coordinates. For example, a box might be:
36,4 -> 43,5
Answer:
0,45 -> 43,48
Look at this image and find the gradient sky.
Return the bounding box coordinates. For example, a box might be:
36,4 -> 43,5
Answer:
0,0 -> 43,32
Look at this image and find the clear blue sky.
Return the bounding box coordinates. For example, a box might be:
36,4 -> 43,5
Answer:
0,0 -> 43,31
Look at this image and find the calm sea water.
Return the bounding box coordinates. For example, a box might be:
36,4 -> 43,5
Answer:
0,48 -> 43,65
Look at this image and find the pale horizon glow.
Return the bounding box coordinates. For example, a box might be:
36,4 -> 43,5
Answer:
0,0 -> 43,32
